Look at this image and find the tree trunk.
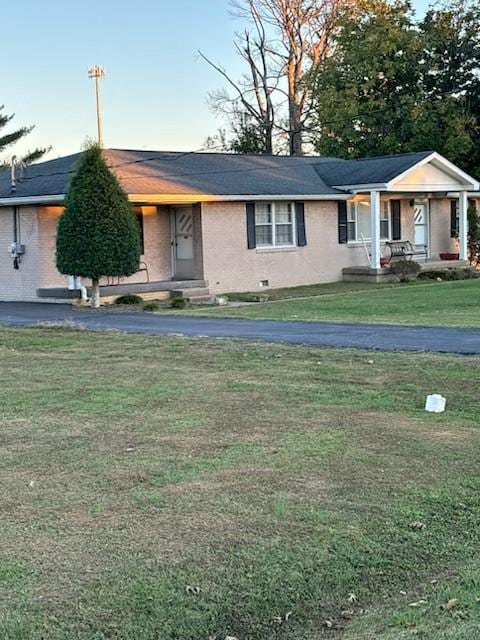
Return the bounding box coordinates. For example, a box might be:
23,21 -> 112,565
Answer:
289,102 -> 304,156
91,277 -> 100,308
265,124 -> 273,154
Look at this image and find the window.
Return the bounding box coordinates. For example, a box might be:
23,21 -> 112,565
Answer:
380,201 -> 391,239
133,207 -> 145,254
255,202 -> 295,247
347,200 -> 391,242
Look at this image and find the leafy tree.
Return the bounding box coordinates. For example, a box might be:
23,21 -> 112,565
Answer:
0,104 -> 49,169
313,0 -> 422,158
312,0 -> 480,176
418,0 -> 480,175
204,111 -> 268,153
56,145 -> 141,308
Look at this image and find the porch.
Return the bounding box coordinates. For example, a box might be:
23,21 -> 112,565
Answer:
36,200 -> 210,303
336,152 -> 479,284
37,278 -> 210,303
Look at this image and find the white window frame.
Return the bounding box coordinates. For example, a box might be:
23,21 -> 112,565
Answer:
255,202 -> 297,248
347,200 -> 391,243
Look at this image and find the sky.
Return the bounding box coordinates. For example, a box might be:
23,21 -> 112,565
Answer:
3,0 -> 431,161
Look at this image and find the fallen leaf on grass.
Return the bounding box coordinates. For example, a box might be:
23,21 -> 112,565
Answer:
341,610 -> 355,620
409,521 -> 426,531
273,611 -> 293,625
185,585 -> 201,595
443,598 -> 458,611
409,600 -> 427,607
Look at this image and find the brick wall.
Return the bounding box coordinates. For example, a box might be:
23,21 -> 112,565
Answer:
37,204 -> 173,290
0,198 -> 466,302
429,199 -> 458,258
0,206 -> 41,301
200,198 -> 460,293
200,200 -> 381,293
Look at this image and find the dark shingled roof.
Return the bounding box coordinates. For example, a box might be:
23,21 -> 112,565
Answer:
0,148 -> 436,201
314,151 -> 434,187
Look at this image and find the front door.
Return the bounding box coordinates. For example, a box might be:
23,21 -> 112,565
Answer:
172,207 -> 195,278
414,202 -> 429,256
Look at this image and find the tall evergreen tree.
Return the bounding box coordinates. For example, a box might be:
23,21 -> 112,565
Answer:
0,104 -> 49,169
56,145 -> 141,308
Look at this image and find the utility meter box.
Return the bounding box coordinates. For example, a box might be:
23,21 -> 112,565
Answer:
9,243 -> 25,256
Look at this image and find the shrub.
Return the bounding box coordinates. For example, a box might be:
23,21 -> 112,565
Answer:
418,267 -> 480,281
170,297 -> 187,309
417,269 -> 448,281
465,268 -> 480,279
114,294 -> 143,305
143,301 -> 160,312
226,292 -> 270,303
389,260 -> 421,283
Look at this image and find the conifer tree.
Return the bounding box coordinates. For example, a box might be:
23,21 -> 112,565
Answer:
0,104 -> 49,169
56,145 -> 141,307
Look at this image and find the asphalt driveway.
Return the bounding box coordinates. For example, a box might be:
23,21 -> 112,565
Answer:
0,301 -> 479,354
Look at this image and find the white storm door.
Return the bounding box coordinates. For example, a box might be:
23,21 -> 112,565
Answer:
414,202 -> 428,254
173,207 -> 194,278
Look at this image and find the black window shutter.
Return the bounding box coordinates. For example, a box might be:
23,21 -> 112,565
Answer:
246,202 -> 256,249
133,207 -> 145,254
295,202 -> 307,246
391,200 -> 401,240
450,200 -> 459,237
338,201 -> 348,244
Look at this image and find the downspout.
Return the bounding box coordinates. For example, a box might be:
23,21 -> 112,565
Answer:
78,282 -> 89,303
12,205 -> 20,270
68,275 -> 89,303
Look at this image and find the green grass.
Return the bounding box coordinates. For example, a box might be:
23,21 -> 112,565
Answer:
223,281 -> 393,302
1,328 -> 480,638
188,279 -> 480,327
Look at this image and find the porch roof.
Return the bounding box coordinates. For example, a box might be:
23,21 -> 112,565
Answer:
315,151 -> 479,192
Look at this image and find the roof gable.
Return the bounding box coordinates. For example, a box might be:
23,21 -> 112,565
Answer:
388,153 -> 479,191
313,151 -> 434,189
314,151 -> 479,192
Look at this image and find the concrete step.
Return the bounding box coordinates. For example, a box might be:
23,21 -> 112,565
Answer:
188,295 -> 215,305
171,287 -> 210,299
171,279 -> 208,289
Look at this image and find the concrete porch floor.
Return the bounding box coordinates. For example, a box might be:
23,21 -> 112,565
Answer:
343,260 -> 470,283
37,279 -> 208,301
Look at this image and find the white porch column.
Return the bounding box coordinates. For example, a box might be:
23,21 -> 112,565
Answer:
370,190 -> 381,269
459,190 -> 468,261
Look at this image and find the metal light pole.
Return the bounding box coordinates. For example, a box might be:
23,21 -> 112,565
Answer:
88,65 -> 106,147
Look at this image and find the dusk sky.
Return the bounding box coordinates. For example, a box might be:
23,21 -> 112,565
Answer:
4,0 -> 431,161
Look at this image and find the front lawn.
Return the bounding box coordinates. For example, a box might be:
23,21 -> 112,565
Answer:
1,328 -> 480,639
193,279 -> 480,327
